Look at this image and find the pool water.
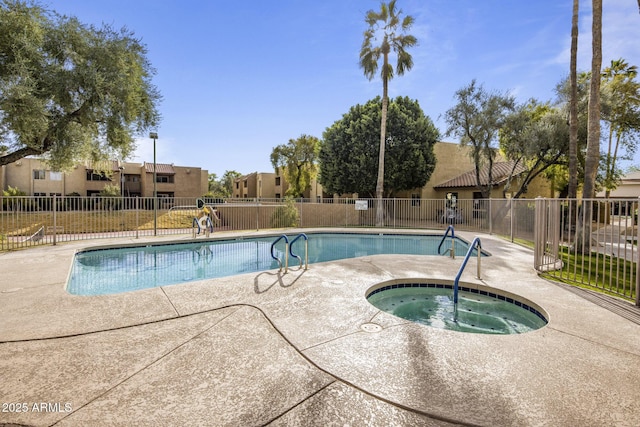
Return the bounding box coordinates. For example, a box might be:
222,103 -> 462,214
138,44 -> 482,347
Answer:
367,284 -> 547,334
68,233 -> 480,295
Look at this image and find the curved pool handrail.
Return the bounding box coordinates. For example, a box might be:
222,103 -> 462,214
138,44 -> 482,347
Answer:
438,225 -> 455,257
192,216 -> 214,236
289,233 -> 309,270
270,234 -> 289,273
453,237 -> 482,304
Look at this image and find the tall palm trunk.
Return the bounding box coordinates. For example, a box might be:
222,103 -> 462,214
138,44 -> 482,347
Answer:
582,0 -> 602,200
577,0 -> 602,253
568,0 -> 579,200
376,63 -> 389,226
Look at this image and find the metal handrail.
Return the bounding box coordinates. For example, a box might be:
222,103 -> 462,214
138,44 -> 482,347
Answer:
289,233 -> 309,270
192,216 -> 214,237
270,234 -> 289,273
453,237 -> 482,304
438,225 -> 455,258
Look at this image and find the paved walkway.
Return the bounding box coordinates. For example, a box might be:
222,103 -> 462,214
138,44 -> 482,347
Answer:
1,229 -> 639,426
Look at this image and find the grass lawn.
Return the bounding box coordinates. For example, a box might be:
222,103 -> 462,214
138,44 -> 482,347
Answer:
541,245 -> 637,301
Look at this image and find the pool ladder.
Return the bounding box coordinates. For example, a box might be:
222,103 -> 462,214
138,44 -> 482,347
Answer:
453,237 -> 482,305
438,225 -> 456,258
192,216 -> 214,237
270,233 -> 309,273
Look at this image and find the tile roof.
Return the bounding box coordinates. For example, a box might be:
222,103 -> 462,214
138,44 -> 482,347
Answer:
434,161 -> 527,189
144,162 -> 175,174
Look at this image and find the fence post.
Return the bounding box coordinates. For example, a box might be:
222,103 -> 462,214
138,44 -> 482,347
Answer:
533,197 -> 545,270
255,197 -> 259,231
510,197 -> 514,242
136,197 -> 139,239
299,199 -> 303,228
488,198 -> 493,234
53,194 -> 57,246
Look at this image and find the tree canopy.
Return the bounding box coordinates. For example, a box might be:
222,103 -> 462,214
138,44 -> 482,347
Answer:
319,96 -> 438,197
0,0 -> 161,170
444,80 -> 515,198
499,100 -> 569,198
270,134 -> 320,198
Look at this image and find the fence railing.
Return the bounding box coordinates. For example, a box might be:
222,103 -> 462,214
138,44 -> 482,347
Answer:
0,196 -> 539,249
533,198 -> 639,305
1,194 -> 637,305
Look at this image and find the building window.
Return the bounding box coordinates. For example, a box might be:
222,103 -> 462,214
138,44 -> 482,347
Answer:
86,170 -> 111,181
155,175 -> 174,183
275,177 -> 281,186
33,169 -> 45,180
411,193 -> 421,207
49,171 -> 62,181
235,182 -> 239,189
243,180 -> 248,188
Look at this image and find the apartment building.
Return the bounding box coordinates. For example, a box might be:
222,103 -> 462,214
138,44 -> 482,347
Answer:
232,170 -> 327,200
0,158 -> 208,198
231,142 -> 552,201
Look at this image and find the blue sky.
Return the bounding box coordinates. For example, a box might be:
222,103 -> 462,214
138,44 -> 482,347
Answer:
44,0 -> 640,177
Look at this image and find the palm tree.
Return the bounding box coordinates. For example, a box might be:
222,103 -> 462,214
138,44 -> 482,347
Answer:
576,0 -> 602,254
568,0 -> 579,200
601,58 -> 640,197
582,0 -> 602,200
360,0 -> 416,226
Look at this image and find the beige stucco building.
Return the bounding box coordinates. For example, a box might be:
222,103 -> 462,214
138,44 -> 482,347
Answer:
232,170 -> 324,200
0,158 -> 208,198
231,142 -> 553,201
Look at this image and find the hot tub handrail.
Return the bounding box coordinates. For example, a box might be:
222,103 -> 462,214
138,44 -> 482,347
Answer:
438,225 -> 455,258
289,233 -> 309,270
270,234 -> 289,273
453,237 -> 482,304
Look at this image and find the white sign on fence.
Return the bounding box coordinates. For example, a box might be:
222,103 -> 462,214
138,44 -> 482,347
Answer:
355,200 -> 368,211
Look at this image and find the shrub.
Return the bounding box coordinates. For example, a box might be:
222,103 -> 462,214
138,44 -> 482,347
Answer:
270,198 -> 299,228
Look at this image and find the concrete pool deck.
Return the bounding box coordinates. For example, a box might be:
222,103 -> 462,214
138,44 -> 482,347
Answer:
1,228 -> 639,426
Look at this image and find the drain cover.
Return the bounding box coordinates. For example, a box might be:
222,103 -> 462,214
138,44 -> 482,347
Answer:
360,323 -> 382,333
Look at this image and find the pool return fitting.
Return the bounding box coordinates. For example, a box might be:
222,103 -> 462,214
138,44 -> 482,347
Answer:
270,233 -> 309,273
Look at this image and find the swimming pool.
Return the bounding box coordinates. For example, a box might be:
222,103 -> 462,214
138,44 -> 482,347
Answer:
67,232 -> 483,295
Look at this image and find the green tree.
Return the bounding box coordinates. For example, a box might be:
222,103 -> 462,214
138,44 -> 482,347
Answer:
444,80 -> 516,198
0,0 -> 161,169
205,170 -> 241,198
555,71 -> 591,193
359,0 -> 416,225
207,173 -> 225,196
499,101 -> 569,198
221,170 -> 241,197
270,135 -> 320,198
600,59 -> 640,197
320,96 -> 438,197
270,197 -> 299,228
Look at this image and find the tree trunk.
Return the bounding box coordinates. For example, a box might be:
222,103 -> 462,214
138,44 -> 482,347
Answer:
375,58 -> 389,227
577,0 -> 602,254
582,0 -> 602,200
568,0 -> 579,199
